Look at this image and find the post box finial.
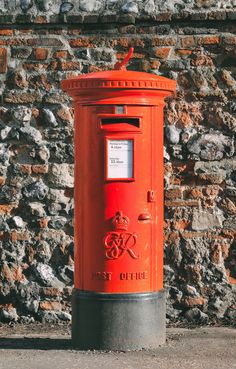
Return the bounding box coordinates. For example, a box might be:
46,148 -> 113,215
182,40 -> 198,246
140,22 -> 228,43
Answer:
114,47 -> 134,70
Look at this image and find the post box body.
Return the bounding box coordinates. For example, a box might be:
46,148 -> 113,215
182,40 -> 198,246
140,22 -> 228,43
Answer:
62,70 -> 176,350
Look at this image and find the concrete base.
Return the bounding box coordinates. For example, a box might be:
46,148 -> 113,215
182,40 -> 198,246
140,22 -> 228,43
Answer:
72,289 -> 166,351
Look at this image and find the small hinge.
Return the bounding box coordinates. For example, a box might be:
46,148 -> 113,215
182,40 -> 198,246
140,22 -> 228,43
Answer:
148,190 -> 156,202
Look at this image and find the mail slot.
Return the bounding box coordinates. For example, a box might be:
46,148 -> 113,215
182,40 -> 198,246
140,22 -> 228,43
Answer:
61,48 -> 176,350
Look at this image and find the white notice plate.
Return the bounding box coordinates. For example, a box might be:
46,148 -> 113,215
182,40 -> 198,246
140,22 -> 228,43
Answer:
107,139 -> 133,179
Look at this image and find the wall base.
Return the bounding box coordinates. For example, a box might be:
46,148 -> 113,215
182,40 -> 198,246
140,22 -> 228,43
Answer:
72,289 -> 166,351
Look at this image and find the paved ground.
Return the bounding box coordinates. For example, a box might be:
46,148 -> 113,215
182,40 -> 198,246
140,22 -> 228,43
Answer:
0,325 -> 235,369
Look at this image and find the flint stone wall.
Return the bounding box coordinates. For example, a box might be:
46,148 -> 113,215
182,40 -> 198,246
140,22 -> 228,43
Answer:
0,0 -> 236,325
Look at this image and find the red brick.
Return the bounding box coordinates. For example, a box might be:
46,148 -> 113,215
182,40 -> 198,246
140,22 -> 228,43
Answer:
185,188 -> 203,199
181,231 -> 209,239
88,65 -> 108,73
180,36 -> 195,48
32,108 -> 40,118
150,60 -> 161,69
176,49 -> 193,57
39,301 -> 62,311
34,48 -> 48,60
197,36 -> 220,45
69,38 -> 94,48
165,200 -> 199,207
0,204 -> 18,215
173,219 -> 190,230
32,165 -> 48,174
154,47 -> 171,59
0,48 -> 7,73
191,54 -> 214,67
118,52 -> 145,60
0,177 -> 6,186
2,264 -> 25,282
34,16 -> 47,24
39,218 -> 49,228
165,188 -> 183,200
60,61 -> 81,71
182,296 -> 207,307
53,50 -> 69,59
41,288 -> 63,297
0,29 -> 14,36
112,38 -> 145,48
152,37 -> 176,46
10,231 -> 30,242
20,164 -> 32,175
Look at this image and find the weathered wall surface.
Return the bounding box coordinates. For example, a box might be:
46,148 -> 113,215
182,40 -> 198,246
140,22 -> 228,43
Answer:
0,1 -> 236,325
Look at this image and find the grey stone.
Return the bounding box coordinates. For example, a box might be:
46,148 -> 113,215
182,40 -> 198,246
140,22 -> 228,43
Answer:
34,263 -> 64,288
181,128 -> 197,144
0,306 -> 18,322
47,143 -> 73,163
35,0 -> 53,12
56,311 -> 71,321
35,241 -> 52,263
80,0 -> 103,12
143,0 -> 156,15
164,146 -> 170,161
0,126 -> 11,140
12,216 -> 24,228
90,48 -> 115,62
0,185 -> 22,203
187,132 -> 234,161
121,1 -> 139,14
41,109 -> 58,127
164,266 -> 175,283
60,2 -> 74,13
209,297 -> 231,318
225,187 -> 236,197
58,265 -> 73,284
23,180 -> 49,200
0,216 -> 9,231
185,308 -> 209,323
170,144 -> 183,159
184,285 -> 200,297
0,144 -> 10,165
38,310 -> 59,323
194,158 -> 236,176
20,126 -> 42,144
223,217 -> 236,230
37,145 -> 50,162
28,202 -> 46,217
19,315 -> 35,323
20,0 -> 33,13
47,164 -> 74,188
48,216 -> 67,229
25,300 -> 39,313
192,209 -> 225,231
225,307 -> 236,323
48,189 -> 70,204
165,125 -> 181,144
47,203 -> 62,215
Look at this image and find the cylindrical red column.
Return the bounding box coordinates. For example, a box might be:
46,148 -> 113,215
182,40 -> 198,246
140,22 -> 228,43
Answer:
61,53 -> 176,350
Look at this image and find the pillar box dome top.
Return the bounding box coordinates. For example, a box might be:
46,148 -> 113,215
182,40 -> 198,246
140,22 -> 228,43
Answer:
61,48 -> 176,101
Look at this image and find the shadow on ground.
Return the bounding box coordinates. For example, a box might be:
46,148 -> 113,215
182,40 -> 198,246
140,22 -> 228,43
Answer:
0,337 -> 72,350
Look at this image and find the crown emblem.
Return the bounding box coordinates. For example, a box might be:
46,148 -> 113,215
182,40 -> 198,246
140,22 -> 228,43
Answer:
112,211 -> 129,231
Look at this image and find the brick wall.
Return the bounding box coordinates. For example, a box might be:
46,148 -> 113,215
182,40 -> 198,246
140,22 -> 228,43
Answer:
0,1 -> 236,325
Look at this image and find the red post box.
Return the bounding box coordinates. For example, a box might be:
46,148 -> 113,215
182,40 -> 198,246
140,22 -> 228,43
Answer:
61,49 -> 176,350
